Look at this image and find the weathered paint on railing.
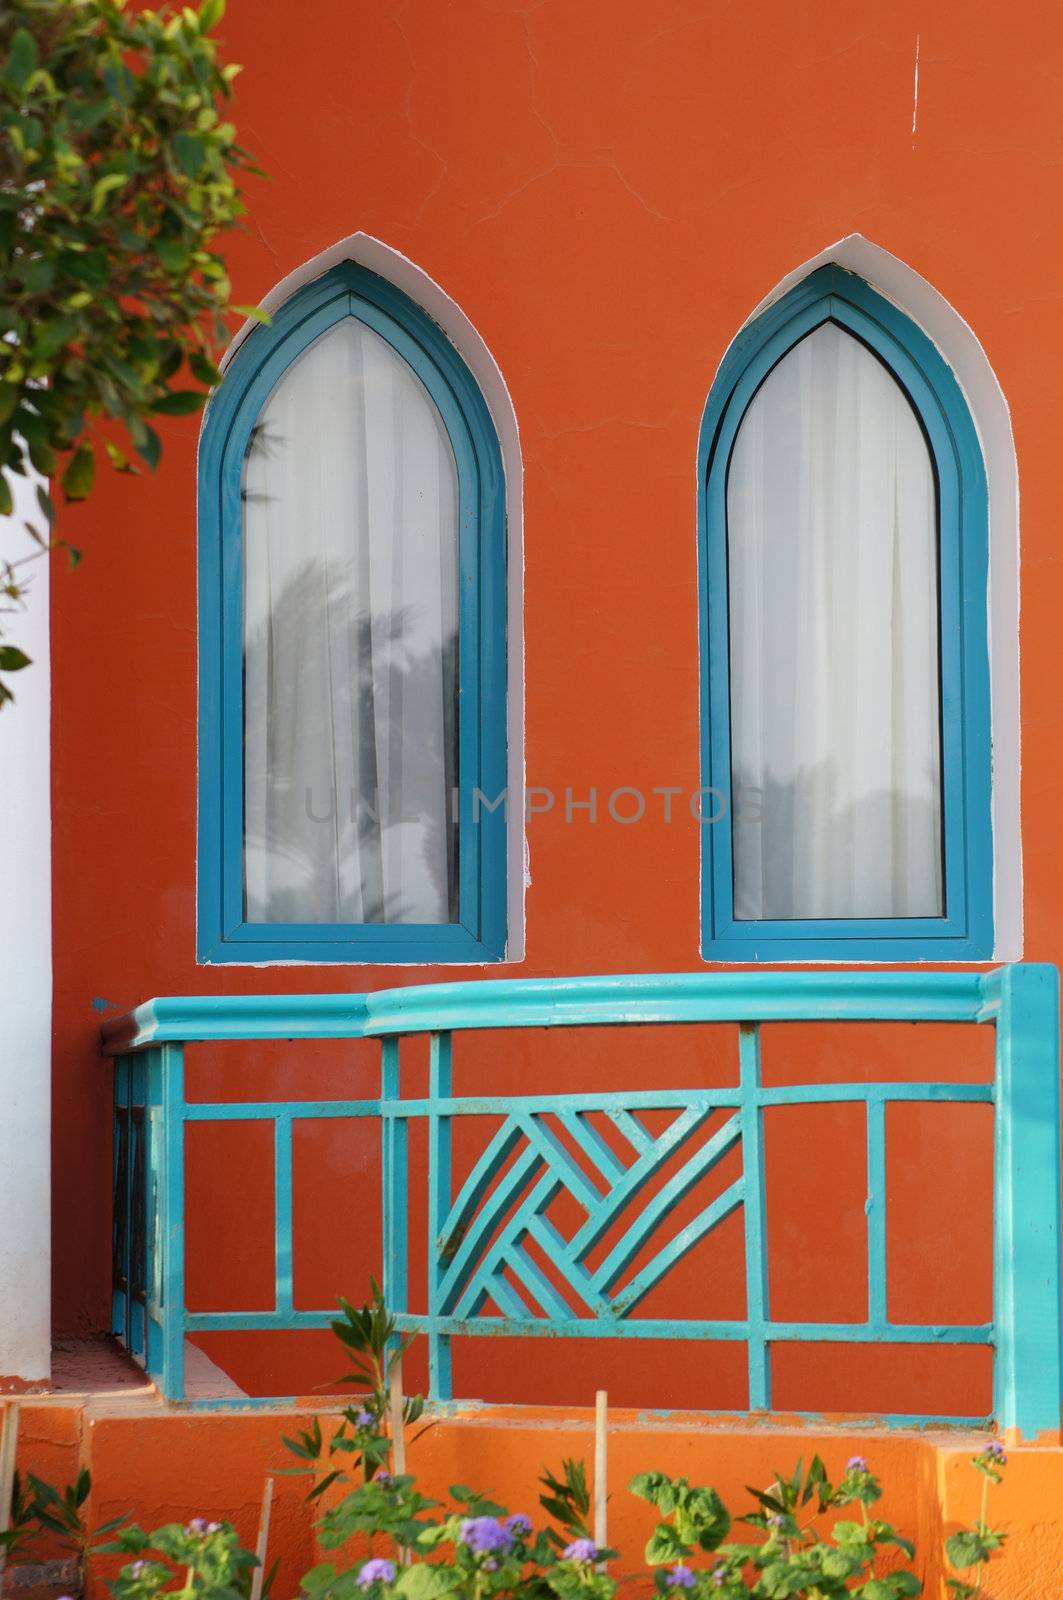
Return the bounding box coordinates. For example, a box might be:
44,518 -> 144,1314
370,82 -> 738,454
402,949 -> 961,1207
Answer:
105,965 -> 1062,1438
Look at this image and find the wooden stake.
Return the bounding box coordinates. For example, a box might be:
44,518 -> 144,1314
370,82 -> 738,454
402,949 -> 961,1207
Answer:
593,1389 -> 608,1563
0,1402 -> 21,1588
249,1476 -> 274,1600
389,1357 -> 410,1565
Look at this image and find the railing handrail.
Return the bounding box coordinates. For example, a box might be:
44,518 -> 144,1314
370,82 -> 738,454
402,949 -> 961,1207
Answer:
101,967 -> 1010,1053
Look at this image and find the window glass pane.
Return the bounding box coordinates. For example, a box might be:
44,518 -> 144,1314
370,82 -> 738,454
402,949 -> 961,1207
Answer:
727,321 -> 943,921
242,317 -> 459,925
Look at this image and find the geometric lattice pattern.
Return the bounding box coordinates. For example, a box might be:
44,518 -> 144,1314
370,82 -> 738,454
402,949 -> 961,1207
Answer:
438,1100 -> 744,1321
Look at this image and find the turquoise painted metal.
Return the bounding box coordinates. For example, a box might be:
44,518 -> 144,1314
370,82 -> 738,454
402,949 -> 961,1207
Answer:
104,964 -> 1062,1436
697,266 -> 994,962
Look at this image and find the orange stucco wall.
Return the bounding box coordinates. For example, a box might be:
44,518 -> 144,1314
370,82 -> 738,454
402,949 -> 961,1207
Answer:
50,0 -> 1063,1413
8,1398 -> 1063,1600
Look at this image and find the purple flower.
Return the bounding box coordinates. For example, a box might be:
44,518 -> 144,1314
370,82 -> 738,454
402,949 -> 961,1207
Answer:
374,1469 -> 391,1483
130,1562 -> 147,1578
355,1410 -> 375,1428
768,1514 -> 785,1531
668,1565 -> 695,1589
846,1456 -> 868,1474
460,1516 -> 514,1554
185,1518 -> 208,1536
504,1513 -> 533,1538
562,1539 -> 598,1563
985,1441 -> 1007,1462
358,1559 -> 396,1587
207,1523 -> 222,1534
713,1570 -> 726,1588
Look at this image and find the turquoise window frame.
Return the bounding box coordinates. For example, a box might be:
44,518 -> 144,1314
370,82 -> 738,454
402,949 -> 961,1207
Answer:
698,266 -> 993,962
198,262 -> 508,965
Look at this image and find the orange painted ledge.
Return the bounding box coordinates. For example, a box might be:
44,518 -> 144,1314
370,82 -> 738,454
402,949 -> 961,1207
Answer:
2,1395 -> 1062,1600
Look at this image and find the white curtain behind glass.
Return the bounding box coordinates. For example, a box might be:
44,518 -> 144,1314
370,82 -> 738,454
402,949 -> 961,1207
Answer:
242,317 -> 459,925
727,321 -> 943,921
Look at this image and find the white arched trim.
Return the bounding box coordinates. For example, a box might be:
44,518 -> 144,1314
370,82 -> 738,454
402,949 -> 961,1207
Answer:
217,234 -> 526,962
727,235 -> 1021,959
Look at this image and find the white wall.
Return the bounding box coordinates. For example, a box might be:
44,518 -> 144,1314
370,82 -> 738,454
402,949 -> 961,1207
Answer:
0,467 -> 51,1385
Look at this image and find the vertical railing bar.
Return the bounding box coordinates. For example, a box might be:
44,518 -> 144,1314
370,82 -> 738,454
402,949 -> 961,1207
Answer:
428,1032 -> 453,1401
160,1041 -> 186,1402
131,1054 -> 148,1360
739,1023 -> 771,1410
992,963 -> 1062,1439
120,1054 -> 133,1348
274,1114 -> 294,1316
381,1038 -> 408,1318
865,1099 -> 888,1330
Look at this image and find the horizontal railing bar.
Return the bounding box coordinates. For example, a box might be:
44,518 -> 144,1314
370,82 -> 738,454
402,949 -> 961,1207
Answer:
183,1100 -> 381,1121
756,1082 -> 994,1107
379,1084 -> 994,1118
184,1309 -> 992,1345
390,1315 -> 994,1345
101,970 -> 1000,1053
175,1085 -> 992,1124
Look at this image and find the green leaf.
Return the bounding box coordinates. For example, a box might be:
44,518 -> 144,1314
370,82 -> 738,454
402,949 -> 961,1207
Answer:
4,28 -> 38,92
128,420 -> 161,471
156,237 -> 190,273
104,439 -> 136,473
754,1559 -> 816,1597
189,350 -> 222,386
0,647 -> 32,672
90,173 -> 130,215
946,1530 -> 989,1570
0,474 -> 12,518
233,303 -> 272,324
151,389 -> 207,416
393,1565 -> 458,1600
832,1520 -> 870,1545
172,132 -> 206,177
645,1525 -> 686,1566
62,442 -> 95,501
819,1547 -> 860,1579
300,1562 -> 338,1596
198,0 -> 226,31
36,485 -> 55,526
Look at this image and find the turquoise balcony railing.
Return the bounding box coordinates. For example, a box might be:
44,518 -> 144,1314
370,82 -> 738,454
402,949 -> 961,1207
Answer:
101,964 -> 1063,1436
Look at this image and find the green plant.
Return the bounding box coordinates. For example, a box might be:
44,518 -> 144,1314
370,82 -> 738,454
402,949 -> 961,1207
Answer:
283,1280 -> 428,1500
99,1516 -> 262,1600
2,1292 -> 1014,1600
0,1468 -> 45,1567
944,1442 -> 1007,1597
635,1455 -> 920,1598
0,0 -> 264,703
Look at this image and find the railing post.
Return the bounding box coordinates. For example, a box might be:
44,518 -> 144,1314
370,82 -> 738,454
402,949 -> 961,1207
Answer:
145,1042 -> 186,1402
739,1023 -> 771,1410
111,1055 -> 131,1345
381,1039 -> 408,1323
993,963 -> 1062,1439
427,1032 -> 453,1400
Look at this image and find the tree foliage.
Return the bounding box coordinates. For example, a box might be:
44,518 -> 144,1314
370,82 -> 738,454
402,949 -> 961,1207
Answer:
0,0 -> 263,703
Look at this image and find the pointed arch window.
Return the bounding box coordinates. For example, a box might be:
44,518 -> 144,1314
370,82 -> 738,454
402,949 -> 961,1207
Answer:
198,263 -> 507,963
699,266 -> 992,960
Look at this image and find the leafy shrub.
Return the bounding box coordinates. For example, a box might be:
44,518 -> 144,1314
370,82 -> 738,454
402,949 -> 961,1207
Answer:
0,0 -> 263,702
